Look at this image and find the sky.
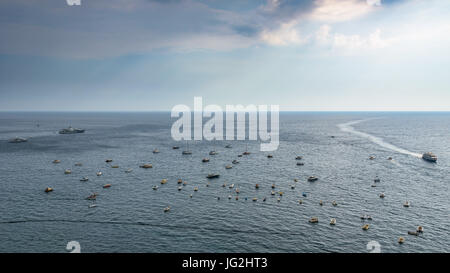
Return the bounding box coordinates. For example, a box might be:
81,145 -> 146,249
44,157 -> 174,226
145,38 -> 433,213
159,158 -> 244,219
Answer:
0,0 -> 449,111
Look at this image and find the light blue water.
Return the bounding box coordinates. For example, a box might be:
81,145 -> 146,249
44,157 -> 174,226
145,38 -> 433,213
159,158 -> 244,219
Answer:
0,112 -> 448,253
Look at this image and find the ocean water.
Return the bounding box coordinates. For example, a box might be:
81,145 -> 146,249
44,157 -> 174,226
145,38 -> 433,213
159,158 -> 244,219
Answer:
0,112 -> 448,253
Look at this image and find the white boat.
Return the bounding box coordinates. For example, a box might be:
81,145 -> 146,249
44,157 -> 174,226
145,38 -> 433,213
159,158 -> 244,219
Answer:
8,137 -> 28,143
59,126 -> 85,134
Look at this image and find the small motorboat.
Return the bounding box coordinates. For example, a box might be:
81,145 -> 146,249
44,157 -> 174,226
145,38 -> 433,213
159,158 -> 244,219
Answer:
298,200 -> 303,204
307,176 -> 318,182
290,185 -> 295,189
267,154 -> 273,158
80,177 -> 89,182
59,126 -> 85,134
8,137 -> 28,143
86,193 -> 98,200
367,216 -> 373,220
177,179 -> 183,184
232,160 -> 239,164
153,149 -> 160,154
277,197 -> 281,202
371,184 -> 377,188
139,164 -> 153,169
225,144 -> 232,148
152,185 -> 159,190
295,156 -> 303,160
52,160 -> 61,164
374,177 -> 381,183
278,191 -> 284,196
237,154 -> 243,157
209,151 -> 217,155
379,193 -> 385,198
225,165 -> 232,169
111,165 -> 119,169
125,168 -> 133,173
408,231 -> 418,236
182,150 -> 192,155
309,217 -> 319,223
243,151 -> 251,155
403,201 -> 410,207
194,187 -> 199,192
271,191 -> 275,195
252,197 -> 258,202
164,206 -> 171,212
229,184 -> 235,189
96,171 -> 103,176
255,184 -> 260,189
422,152 -> 437,163
330,218 -> 336,225
235,196 -> 239,200
369,156 -> 375,160
362,224 -> 370,230
202,158 -> 210,163
302,192 -> 307,197
294,178 -> 298,182
44,187 -> 53,193
103,184 -> 111,188
105,159 -> 113,163
160,179 -> 168,184
178,186 -> 183,191
88,204 -> 97,208
206,173 -> 220,179
319,200 -> 323,206
172,146 -> 180,150
64,169 -> 72,175
263,197 -> 266,202
332,201 -> 337,206
222,183 -> 226,187
297,162 -> 304,166
74,163 -> 83,167
398,237 -> 405,244
271,184 -> 275,189
417,226 -> 424,233
183,181 -> 188,186
388,157 -> 393,160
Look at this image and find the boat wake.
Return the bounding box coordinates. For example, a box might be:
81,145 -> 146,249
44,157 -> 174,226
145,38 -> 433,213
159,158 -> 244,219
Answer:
338,119 -> 422,158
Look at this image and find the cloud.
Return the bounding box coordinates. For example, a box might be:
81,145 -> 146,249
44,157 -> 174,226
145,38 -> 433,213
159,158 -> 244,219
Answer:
333,28 -> 389,50
260,20 -> 306,46
308,0 -> 376,22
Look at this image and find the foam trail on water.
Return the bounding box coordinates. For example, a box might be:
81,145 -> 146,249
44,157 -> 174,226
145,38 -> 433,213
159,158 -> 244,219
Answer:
338,119 -> 422,158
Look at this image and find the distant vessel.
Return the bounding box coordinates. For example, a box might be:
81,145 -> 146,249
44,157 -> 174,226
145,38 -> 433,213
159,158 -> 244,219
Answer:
206,173 -> 220,179
422,152 -> 437,163
9,137 -> 28,143
307,176 -> 318,182
59,126 -> 85,134
182,141 -> 192,155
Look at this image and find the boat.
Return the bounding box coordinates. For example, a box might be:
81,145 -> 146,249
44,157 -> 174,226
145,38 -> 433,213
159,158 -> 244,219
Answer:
164,206 -> 171,212
255,184 -> 260,189
232,160 -> 239,164
228,195 -> 232,199
105,159 -> 113,163
74,163 -> 83,167
152,185 -> 159,190
319,200 -> 323,206
403,201 -> 410,207
277,197 -> 281,202
374,177 -> 381,183
153,149 -> 160,154
278,191 -> 284,196
125,168 -> 133,173
252,197 -> 258,202
178,186 -> 182,191
290,185 -> 295,189
379,193 -> 385,198
298,200 -> 303,204
80,177 -> 89,182
369,156 -> 375,160
225,144 -> 232,148
103,184 -> 111,188
263,197 -> 266,202
96,171 -> 103,176
417,226 -> 424,233
362,224 -> 370,230
295,156 -> 302,160
172,146 -> 180,150
408,231 -> 418,236
271,184 -> 275,189
271,191 -> 275,195
59,126 -> 85,134
398,237 -> 405,244
44,187 -> 53,193
267,154 -> 273,158
160,179 -> 168,184
225,165 -> 232,169
206,173 -> 220,179
294,179 -> 298,182
309,217 -> 319,223
64,169 -> 72,175
237,154 -> 243,157
297,162 -> 304,166
88,204 -> 97,208
194,187 -> 199,191
177,179 -> 183,184
53,160 -> 61,164
243,143 -> 250,155
371,184 -> 377,187
209,151 -> 217,155
388,157 -> 393,160
422,152 -> 437,163
307,176 -> 318,182
139,164 -> 153,169
222,183 -> 226,187
86,193 -> 98,200
182,141 -> 192,155
202,158 -> 210,163
111,165 -> 119,169
332,201 -> 337,206
302,192 -> 307,197
229,184 -> 235,189
330,218 -> 336,225
183,181 -> 188,186
9,137 -> 28,143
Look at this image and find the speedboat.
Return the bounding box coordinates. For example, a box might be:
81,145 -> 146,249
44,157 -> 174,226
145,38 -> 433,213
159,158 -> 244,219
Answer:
172,146 -> 180,150
422,152 -> 437,163
59,126 -> 85,134
96,171 -> 103,176
202,158 -> 210,163
153,149 -> 160,154
209,151 -> 217,155
229,184 -> 235,189
225,165 -> 232,169
178,186 -> 182,191
252,197 -> 258,202
309,217 -> 319,223
330,218 -> 336,225
295,156 -> 302,160
8,137 -> 28,143
332,201 -> 337,206
152,185 -> 159,190
105,159 -> 113,163
139,164 -> 153,169
369,156 -> 375,160
255,184 -> 260,189
232,160 -> 239,164
177,179 -> 183,184
103,184 -> 111,188
53,160 -> 61,164
182,150 -> 192,155
80,177 -> 89,182
164,206 -> 171,212
64,169 -> 72,175
307,176 -> 318,182
403,201 -> 410,207
206,173 -> 220,179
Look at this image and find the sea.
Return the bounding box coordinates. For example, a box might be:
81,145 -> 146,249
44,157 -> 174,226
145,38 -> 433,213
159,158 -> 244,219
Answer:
0,112 -> 448,253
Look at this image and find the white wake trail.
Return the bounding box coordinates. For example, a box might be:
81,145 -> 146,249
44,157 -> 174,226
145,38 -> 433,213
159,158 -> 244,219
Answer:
337,119 -> 422,158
